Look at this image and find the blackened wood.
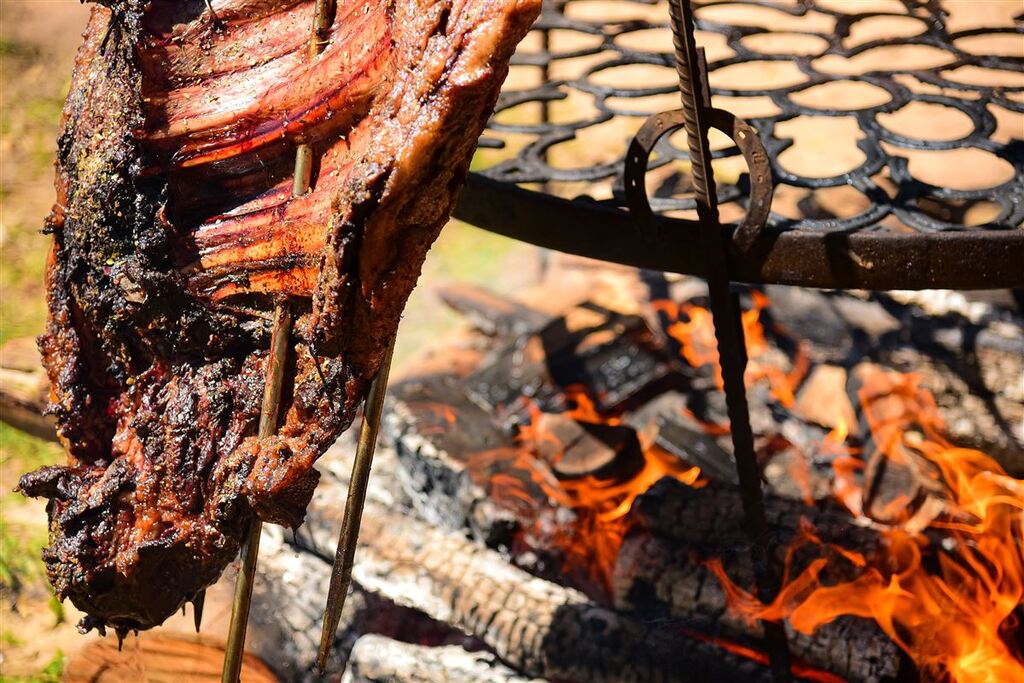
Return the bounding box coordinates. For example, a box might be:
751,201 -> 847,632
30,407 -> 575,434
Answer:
634,480 -> 883,556
437,284 -> 551,338
465,305 -> 681,414
533,412 -> 644,479
614,534 -> 902,683
653,413 -> 739,485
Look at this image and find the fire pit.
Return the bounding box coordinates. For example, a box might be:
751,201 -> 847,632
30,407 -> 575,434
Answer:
4,1 -> 1021,681
240,273 -> 1022,682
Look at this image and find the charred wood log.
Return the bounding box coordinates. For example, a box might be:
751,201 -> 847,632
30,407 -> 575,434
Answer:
296,476 -> 772,682
613,534 -> 903,683
623,481 -> 905,681
633,480 -> 884,558
342,635 -> 546,683
465,303 -> 683,415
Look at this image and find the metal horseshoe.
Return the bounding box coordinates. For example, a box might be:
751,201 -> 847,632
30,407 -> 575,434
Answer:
624,107 -> 773,251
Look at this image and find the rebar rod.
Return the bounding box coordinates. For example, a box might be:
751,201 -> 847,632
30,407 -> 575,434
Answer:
667,1 -> 792,679
315,338 -> 396,672
222,302 -> 292,683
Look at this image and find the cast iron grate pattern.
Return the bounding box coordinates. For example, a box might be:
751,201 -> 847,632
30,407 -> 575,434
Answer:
467,0 -> 1023,236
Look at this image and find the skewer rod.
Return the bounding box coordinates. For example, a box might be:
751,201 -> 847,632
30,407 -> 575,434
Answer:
292,143 -> 314,198
316,339 -> 396,672
309,0 -> 337,58
667,1 -> 792,679
221,0 -> 336,679
222,304 -> 292,682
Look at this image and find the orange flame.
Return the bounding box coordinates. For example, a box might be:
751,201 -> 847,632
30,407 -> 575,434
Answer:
712,368 -> 1024,682
472,385 -> 703,594
662,291 -> 808,408
470,289 -> 1022,680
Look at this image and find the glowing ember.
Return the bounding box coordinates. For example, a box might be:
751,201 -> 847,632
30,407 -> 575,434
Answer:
468,288 -> 1022,680
711,368 -> 1024,683
661,291 -> 808,408
472,385 -> 703,594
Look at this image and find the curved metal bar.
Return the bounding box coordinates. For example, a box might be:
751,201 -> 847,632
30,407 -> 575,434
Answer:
623,107 -> 773,249
453,174 -> 1024,290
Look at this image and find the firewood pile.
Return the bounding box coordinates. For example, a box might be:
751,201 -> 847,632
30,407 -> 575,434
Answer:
3,268 -> 1022,681
239,268 -> 1023,682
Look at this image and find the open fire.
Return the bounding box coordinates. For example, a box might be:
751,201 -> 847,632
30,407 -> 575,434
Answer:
447,288 -> 1024,682
712,368 -> 1024,683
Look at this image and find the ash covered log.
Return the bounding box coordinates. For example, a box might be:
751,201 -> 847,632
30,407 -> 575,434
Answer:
384,375 -> 519,541
296,477 -> 772,682
349,507 -> 773,683
342,635 -> 545,683
249,526 -> 369,680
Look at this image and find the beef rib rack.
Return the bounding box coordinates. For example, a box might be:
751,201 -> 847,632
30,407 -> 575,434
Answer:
17,0 -> 539,635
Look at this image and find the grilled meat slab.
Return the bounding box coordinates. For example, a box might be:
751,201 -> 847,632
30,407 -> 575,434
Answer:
18,0 -> 538,635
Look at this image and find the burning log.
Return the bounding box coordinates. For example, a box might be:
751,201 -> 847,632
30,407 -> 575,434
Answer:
616,480 -> 905,680
465,303 -> 682,415
633,481 -> 885,556
342,634 -> 545,683
296,476 -> 773,682
613,534 -> 903,682
532,412 -> 645,479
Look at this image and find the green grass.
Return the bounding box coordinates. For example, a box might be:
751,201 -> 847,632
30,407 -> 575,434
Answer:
0,39 -> 63,348
0,651 -> 64,683
0,230 -> 48,346
395,220 -> 531,366
0,422 -> 60,473
0,425 -> 61,592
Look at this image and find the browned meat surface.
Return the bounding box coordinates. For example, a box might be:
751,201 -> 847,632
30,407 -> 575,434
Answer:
17,0 -> 539,636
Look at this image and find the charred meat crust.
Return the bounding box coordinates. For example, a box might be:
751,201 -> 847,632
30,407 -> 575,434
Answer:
19,0 -> 539,636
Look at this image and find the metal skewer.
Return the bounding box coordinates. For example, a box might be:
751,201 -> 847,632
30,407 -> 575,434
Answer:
664,0 -> 792,679
221,2 -> 336,679
222,303 -> 292,683
315,339 -> 396,672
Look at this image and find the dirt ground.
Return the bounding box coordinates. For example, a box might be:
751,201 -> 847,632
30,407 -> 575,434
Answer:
0,0 -> 1020,680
